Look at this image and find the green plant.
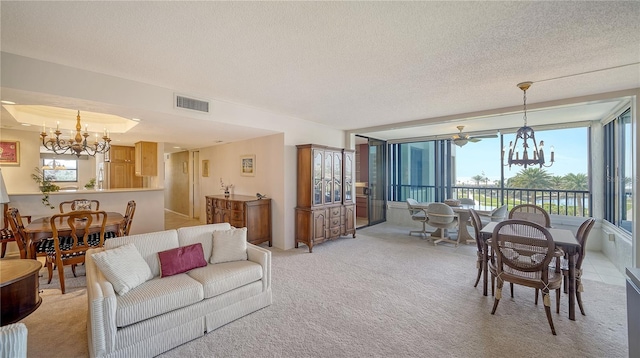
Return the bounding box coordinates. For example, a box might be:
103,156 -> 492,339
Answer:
31,167 -> 60,209
85,178 -> 96,189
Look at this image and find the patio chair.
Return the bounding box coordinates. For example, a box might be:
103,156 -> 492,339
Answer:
406,198 -> 429,237
427,203 -> 458,246
479,204 -> 507,226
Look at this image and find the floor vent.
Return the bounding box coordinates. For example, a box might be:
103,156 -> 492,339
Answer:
175,94 -> 209,113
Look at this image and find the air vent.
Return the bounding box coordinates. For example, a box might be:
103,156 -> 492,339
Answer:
175,94 -> 209,113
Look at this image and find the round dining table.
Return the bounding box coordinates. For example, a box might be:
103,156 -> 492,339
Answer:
22,211 -> 124,259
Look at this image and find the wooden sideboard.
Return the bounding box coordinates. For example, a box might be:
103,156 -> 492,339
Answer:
206,195 -> 272,246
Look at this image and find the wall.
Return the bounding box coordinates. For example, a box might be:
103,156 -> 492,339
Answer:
164,151 -> 189,215
1,52 -> 348,251
0,128 -> 97,192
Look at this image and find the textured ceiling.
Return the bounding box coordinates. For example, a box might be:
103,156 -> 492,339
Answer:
1,1 -> 639,147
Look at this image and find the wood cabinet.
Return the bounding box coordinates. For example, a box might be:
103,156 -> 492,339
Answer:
108,146 -> 142,189
135,141 -> 157,176
206,195 -> 272,246
295,144 -> 355,252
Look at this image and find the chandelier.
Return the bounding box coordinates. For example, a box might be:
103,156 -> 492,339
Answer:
40,111 -> 111,157
503,82 -> 554,169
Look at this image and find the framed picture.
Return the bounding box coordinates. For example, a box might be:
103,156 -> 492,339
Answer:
202,160 -> 209,177
0,141 -> 20,165
240,155 -> 255,176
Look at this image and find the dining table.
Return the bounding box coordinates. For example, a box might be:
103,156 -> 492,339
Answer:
414,202 -> 493,244
23,211 -> 124,259
480,221 -> 581,321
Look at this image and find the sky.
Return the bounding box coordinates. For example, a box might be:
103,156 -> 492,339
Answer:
454,127 -> 589,185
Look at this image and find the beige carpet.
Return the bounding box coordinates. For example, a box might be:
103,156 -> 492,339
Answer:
22,224 -> 628,357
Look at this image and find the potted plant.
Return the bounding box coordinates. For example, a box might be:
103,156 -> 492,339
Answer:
31,167 -> 60,209
85,178 -> 96,190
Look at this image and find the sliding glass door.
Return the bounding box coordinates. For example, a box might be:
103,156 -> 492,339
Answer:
368,138 -> 387,225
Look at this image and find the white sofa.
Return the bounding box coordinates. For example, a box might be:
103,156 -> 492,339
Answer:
85,223 -> 272,358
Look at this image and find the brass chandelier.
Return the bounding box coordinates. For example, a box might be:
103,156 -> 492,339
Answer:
503,82 -> 554,169
40,111 -> 111,157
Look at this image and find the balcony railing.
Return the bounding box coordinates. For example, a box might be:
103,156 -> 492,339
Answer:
392,185 -> 591,217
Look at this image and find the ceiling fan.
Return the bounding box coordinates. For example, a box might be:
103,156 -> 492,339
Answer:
451,126 -> 498,147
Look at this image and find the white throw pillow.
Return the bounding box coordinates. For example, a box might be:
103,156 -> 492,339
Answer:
210,227 -> 248,264
92,243 -> 153,295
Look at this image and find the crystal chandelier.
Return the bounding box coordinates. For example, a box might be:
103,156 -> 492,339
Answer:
40,111 -> 111,157
503,82 -> 554,169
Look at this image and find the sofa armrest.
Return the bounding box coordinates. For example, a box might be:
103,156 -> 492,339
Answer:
86,248 -> 118,358
246,244 -> 271,292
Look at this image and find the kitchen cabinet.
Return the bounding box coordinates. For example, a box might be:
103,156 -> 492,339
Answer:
108,145 -> 142,189
135,141 -> 157,176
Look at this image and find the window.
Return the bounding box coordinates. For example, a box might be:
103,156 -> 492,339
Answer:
42,158 -> 78,182
604,108 -> 633,233
388,140 -> 451,202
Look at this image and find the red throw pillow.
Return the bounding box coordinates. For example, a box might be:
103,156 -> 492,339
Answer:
158,243 -> 208,277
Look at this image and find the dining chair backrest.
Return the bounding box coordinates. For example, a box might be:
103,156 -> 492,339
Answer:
459,198 -> 476,205
119,200 -> 136,236
406,198 -> 420,215
59,199 -> 100,213
469,208 -> 483,253
6,207 -> 29,259
575,218 -> 595,269
492,219 -> 555,276
508,204 -> 551,228
427,202 -> 455,224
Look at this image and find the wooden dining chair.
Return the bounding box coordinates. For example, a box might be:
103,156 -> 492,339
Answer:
1,204 -> 31,258
50,210 -> 107,294
489,219 -> 563,335
6,207 -> 57,282
59,199 -> 100,213
508,204 -> 551,228
118,200 -> 136,236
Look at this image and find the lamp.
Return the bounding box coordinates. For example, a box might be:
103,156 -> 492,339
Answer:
503,82 -> 555,169
40,110 -> 111,157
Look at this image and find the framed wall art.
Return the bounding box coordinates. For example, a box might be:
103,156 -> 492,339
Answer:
0,141 -> 20,165
202,160 -> 209,177
240,155 -> 255,176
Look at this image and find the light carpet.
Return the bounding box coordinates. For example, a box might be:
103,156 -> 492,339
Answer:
23,224 -> 628,357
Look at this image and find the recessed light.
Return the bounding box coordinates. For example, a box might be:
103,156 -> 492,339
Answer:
131,118 -> 141,122
1,100 -> 16,105
21,123 -> 32,126
173,146 -> 181,149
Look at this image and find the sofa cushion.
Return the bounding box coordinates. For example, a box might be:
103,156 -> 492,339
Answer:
105,230 -> 180,277
177,223 -> 232,262
210,227 -> 248,264
158,243 -> 208,277
116,274 -> 204,327
92,243 -> 153,295
187,260 -> 262,299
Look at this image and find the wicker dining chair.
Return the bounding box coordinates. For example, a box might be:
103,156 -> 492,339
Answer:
469,208 -> 484,287
489,219 -> 563,335
50,210 -> 107,294
508,204 -> 551,228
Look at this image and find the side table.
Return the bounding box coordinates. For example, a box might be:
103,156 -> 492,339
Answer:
1,259 -> 42,326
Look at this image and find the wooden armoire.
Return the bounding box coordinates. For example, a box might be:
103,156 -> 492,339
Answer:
295,144 -> 356,252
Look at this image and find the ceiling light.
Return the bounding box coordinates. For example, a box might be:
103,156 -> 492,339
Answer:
40,110 -> 111,157
1,100 -> 16,105
503,82 -> 555,169
21,123 -> 32,127
131,118 -> 141,122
